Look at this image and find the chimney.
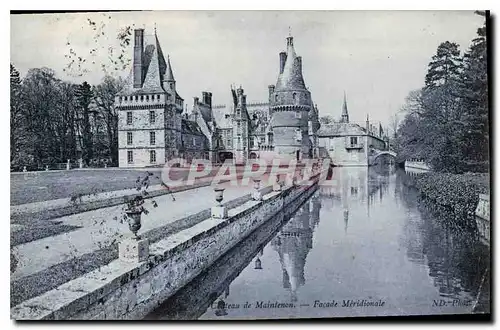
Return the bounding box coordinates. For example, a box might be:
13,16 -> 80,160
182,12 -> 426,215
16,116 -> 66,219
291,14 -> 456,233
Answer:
268,85 -> 275,103
279,52 -> 287,74
133,29 -> 144,88
202,92 -> 208,105
207,92 -> 213,107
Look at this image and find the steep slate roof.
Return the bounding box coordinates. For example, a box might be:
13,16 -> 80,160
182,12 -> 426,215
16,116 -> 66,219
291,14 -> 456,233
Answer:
317,122 -> 367,137
181,119 -> 204,136
212,106 -> 233,129
164,56 -> 175,82
341,92 -> 349,120
276,36 -> 307,91
141,36 -> 166,94
117,32 -> 177,96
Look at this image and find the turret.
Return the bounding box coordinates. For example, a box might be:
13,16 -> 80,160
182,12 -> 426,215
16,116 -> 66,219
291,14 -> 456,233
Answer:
341,91 -> 349,123
163,55 -> 176,92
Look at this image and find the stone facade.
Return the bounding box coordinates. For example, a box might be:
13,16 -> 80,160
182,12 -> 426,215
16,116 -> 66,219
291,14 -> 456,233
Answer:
318,96 -> 388,166
117,29 -> 321,167
116,28 -> 208,167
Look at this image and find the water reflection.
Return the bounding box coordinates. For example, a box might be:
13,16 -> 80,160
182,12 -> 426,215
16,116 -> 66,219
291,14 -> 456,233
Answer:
271,193 -> 321,302
148,166 -> 489,320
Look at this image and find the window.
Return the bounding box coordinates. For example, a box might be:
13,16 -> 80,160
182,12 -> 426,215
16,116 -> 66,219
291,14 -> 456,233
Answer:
127,132 -> 133,145
192,137 -> 196,146
260,136 -> 265,144
350,137 -> 358,146
149,110 -> 156,124
146,95 -> 149,101
127,150 -> 133,164
236,109 -> 241,116
275,95 -> 278,102
150,131 -> 156,145
293,92 -> 297,100
237,137 -> 241,145
150,150 -> 156,163
268,133 -> 273,145
140,95 -> 144,101
227,139 -> 231,146
157,94 -> 160,100
237,121 -> 241,128
126,112 -> 132,125
135,95 -> 138,101
124,96 -> 127,101
170,83 -> 174,89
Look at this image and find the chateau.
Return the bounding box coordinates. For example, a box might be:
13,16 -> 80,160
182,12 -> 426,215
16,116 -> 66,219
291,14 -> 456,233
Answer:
317,93 -> 389,166
115,28 -> 320,167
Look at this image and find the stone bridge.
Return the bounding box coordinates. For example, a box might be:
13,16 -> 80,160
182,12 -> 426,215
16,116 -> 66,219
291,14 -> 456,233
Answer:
368,149 -> 397,166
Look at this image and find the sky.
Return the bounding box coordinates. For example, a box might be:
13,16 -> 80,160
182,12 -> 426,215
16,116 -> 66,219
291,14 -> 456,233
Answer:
10,10 -> 485,129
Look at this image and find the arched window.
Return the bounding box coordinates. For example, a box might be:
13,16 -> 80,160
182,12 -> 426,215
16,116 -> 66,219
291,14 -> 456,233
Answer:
146,95 -> 149,101
292,93 -> 297,100
275,95 -> 278,102
124,96 -> 127,101
135,95 -> 138,101
140,95 -> 144,101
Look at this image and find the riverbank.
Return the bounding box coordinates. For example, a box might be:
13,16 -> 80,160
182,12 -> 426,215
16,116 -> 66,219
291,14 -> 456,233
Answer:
408,172 -> 489,217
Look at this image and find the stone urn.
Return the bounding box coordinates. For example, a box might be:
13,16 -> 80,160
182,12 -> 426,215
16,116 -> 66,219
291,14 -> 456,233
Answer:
252,178 -> 262,201
253,178 -> 261,190
214,186 -> 225,206
126,209 -> 143,240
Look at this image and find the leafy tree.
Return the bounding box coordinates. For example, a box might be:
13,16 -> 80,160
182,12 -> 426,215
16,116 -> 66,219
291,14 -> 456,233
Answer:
424,41 -> 463,88
319,115 -> 335,125
459,21 -> 489,168
93,76 -> 125,164
75,81 -> 94,163
21,68 -> 62,166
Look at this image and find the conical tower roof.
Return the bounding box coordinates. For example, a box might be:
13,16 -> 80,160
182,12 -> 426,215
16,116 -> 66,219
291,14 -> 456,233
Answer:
341,91 -> 349,123
275,35 -> 307,91
165,55 -> 175,82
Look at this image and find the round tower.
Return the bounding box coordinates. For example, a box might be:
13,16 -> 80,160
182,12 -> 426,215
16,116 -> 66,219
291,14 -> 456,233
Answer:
270,34 -> 313,161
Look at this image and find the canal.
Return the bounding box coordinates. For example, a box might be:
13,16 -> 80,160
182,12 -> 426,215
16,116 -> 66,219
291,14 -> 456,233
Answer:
147,165 -> 490,320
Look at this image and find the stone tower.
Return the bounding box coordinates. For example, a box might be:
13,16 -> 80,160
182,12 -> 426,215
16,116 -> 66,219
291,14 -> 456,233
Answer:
269,34 -> 313,161
116,28 -> 184,167
232,86 -> 250,165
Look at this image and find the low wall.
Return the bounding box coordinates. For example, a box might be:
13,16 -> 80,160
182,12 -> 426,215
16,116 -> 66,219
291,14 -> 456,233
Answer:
11,173 -> 321,320
405,160 -> 431,171
475,194 -> 490,245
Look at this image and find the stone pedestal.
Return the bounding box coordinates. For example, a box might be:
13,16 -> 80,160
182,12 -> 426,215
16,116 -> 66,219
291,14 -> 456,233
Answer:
252,190 -> 263,201
119,238 -> 149,263
211,205 -> 228,219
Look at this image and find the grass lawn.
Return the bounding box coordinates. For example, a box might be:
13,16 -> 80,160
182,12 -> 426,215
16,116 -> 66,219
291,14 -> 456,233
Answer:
10,168 -> 167,205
